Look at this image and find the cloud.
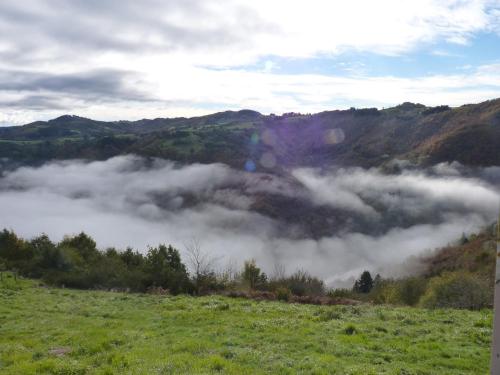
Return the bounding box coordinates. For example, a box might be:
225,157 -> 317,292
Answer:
0,1 -> 499,124
0,95 -> 68,110
2,62 -> 500,125
291,168 -> 378,217
0,69 -> 152,105
293,166 -> 499,219
0,156 -> 498,285
0,0 -> 496,63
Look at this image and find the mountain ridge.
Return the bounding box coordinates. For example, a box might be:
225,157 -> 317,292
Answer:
1,99 -> 500,169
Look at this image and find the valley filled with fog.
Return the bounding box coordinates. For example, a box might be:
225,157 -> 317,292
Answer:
1,155 -> 498,285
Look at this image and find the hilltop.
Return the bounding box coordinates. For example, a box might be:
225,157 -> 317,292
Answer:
1,99 -> 500,169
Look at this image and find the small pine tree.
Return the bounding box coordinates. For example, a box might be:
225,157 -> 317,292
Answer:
353,271 -> 374,294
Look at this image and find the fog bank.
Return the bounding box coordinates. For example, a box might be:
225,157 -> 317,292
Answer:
0,156 -> 498,284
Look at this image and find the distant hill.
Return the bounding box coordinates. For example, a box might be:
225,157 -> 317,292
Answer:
1,99 -> 500,168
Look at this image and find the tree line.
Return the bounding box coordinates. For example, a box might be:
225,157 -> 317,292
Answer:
0,228 -> 493,309
0,229 -> 325,298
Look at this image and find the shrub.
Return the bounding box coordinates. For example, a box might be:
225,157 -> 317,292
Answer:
344,324 -> 357,335
397,277 -> 427,306
275,287 -> 291,301
370,278 -> 399,305
242,259 -> 267,290
0,229 -> 32,269
286,270 -> 324,296
0,229 -> 195,295
420,271 -> 492,310
370,277 -> 427,306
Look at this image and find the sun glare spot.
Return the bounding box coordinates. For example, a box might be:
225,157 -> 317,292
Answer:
324,128 -> 345,144
260,152 -> 277,169
245,159 -> 256,172
250,133 -> 259,145
261,129 -> 278,146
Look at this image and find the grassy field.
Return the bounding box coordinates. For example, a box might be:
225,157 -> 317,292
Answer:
0,274 -> 493,374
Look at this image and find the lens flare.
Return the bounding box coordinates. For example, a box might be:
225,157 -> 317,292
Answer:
244,160 -> 256,172
324,128 -> 345,144
260,152 -> 277,169
261,129 -> 277,146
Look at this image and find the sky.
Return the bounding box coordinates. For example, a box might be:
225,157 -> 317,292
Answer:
1,0 -> 500,125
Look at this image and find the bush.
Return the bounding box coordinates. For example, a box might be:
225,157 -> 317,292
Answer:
276,287 -> 291,301
420,271 -> 492,310
0,229 -> 194,295
370,276 -> 427,306
370,280 -> 399,305
242,259 -> 267,290
397,277 -> 427,306
286,270 -> 324,296
0,229 -> 32,269
344,324 -> 357,335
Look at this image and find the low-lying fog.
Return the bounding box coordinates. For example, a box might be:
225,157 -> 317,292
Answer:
0,155 -> 498,285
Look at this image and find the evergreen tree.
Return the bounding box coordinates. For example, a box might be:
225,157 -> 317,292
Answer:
353,271 -> 374,293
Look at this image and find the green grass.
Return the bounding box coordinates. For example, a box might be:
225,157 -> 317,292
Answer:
0,275 -> 493,374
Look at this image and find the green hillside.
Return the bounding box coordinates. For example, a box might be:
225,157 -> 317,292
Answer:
1,99 -> 500,169
0,275 -> 492,375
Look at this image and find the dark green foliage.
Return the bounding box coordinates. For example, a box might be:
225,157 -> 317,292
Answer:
144,244 -> 192,294
275,287 -> 291,301
344,324 -> 357,335
120,247 -> 144,268
193,271 -> 228,295
242,259 -> 267,290
397,277 -> 428,306
420,271 -> 491,310
268,269 -> 325,297
285,270 -> 324,296
0,226 -> 496,309
0,229 -> 192,294
0,229 -> 32,269
3,98 -> 500,169
59,232 -> 98,261
353,270 -> 374,294
370,276 -> 428,306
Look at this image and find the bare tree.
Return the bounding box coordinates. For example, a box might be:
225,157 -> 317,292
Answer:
221,258 -> 239,282
272,262 -> 286,281
184,238 -> 220,294
214,258 -> 240,289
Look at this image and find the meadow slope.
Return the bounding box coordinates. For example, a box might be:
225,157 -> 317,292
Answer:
0,275 -> 493,375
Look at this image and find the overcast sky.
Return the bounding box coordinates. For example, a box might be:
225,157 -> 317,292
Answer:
1,0 -> 500,125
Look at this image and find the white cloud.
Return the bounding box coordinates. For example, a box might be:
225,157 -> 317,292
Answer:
0,0 -> 500,124
0,156 -> 498,284
3,0 -> 496,65
3,62 -> 500,125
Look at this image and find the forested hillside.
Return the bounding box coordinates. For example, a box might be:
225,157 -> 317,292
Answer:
1,99 -> 500,169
